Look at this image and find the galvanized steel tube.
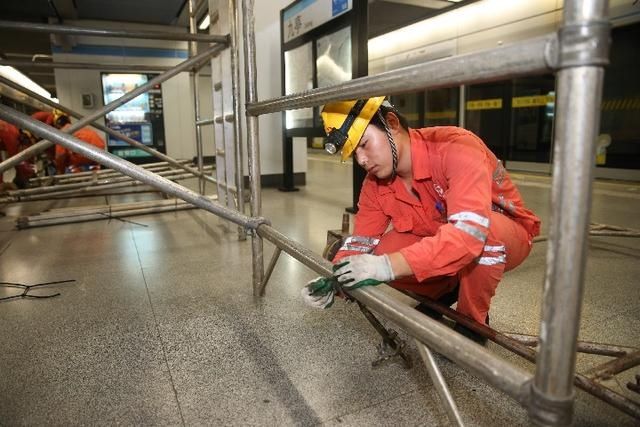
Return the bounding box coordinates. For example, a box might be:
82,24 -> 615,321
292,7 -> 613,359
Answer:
0,44 -> 225,175
229,0 -> 246,231
532,0 -> 610,425
0,19 -> 228,43
242,0 -> 264,296
0,107 -> 259,228
0,59 -> 174,72
415,341 -> 464,427
189,0 -> 206,195
6,170 -> 210,202
247,34 -> 556,116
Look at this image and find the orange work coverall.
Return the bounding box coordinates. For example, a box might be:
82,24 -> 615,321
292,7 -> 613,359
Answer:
0,120 -> 36,185
31,111 -> 54,126
333,127 -> 541,324
31,111 -> 56,160
55,127 -> 105,174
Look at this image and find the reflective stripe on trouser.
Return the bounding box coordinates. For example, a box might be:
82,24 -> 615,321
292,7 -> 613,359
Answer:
373,211 -> 531,324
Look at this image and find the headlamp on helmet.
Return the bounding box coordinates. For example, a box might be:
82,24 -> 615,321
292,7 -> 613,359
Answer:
321,97 -> 385,161
324,127 -> 348,155
322,99 -> 366,156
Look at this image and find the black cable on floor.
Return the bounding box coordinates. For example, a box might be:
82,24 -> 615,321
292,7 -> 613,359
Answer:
0,279 -> 76,302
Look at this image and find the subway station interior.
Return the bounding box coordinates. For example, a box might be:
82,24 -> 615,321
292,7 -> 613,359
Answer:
0,0 -> 639,425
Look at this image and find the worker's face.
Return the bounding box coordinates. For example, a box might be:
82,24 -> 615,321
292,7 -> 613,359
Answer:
354,120 -> 395,180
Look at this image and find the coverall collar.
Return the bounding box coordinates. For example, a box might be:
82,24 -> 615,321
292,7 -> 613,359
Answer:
409,128 -> 432,181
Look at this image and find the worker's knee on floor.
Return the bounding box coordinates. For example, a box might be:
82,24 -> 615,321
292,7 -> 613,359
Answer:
486,212 -> 532,272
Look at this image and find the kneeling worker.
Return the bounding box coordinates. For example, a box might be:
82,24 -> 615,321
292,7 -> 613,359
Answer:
304,97 -> 540,343
52,110 -> 106,174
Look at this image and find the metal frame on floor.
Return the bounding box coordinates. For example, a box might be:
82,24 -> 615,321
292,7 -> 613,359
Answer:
0,0 -> 636,425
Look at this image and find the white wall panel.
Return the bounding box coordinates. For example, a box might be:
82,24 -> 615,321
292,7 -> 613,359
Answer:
457,11 -> 561,54
53,67 -> 106,140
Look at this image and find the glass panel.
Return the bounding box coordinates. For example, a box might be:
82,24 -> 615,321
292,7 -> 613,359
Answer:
316,26 -> 351,88
599,23 -> 640,170
509,76 -> 555,163
425,87 -> 458,126
390,93 -> 421,128
284,42 -> 313,129
465,82 -> 508,159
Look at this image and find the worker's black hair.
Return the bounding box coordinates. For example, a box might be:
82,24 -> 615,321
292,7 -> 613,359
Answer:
55,114 -> 71,128
369,104 -> 409,132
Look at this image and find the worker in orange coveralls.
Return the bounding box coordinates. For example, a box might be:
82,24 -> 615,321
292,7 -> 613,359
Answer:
302,97 -> 540,344
0,120 -> 37,189
51,110 -> 105,174
31,110 -> 57,172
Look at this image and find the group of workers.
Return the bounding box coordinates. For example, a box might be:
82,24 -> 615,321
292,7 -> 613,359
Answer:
0,110 -> 105,189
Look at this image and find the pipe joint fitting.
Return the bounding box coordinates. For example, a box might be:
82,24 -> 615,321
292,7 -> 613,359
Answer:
553,21 -> 610,69
246,215 -> 271,230
528,382 -> 575,427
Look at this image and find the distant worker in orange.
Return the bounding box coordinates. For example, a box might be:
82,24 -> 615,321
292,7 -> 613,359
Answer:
51,110 -> 105,174
31,110 -> 54,126
31,110 -> 57,173
0,120 -> 37,189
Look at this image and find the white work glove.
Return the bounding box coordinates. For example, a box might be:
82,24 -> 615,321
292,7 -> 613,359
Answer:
333,254 -> 395,290
300,276 -> 336,309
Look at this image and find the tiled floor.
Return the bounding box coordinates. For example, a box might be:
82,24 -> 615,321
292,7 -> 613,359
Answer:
1,152 -> 639,426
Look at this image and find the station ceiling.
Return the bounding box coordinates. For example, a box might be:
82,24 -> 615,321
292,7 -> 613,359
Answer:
0,0 -> 474,97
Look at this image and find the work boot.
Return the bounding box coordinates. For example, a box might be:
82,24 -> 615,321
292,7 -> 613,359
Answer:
414,287 -> 459,320
453,315 -> 490,346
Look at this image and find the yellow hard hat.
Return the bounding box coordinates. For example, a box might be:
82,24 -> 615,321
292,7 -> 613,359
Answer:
52,108 -> 70,128
321,96 -> 385,161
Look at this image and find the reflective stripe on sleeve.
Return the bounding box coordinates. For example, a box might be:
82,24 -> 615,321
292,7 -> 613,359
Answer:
339,243 -> 374,253
477,254 -> 506,266
448,211 -> 490,228
344,236 -> 380,246
454,221 -> 487,243
483,245 -> 505,253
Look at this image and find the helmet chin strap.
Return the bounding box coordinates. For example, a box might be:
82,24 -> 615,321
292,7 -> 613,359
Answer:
377,110 -> 398,181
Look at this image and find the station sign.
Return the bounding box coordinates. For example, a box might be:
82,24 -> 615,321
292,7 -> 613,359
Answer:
283,0 -> 352,43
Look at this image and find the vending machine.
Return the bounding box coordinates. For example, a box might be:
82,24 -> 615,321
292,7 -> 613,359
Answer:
100,73 -> 166,163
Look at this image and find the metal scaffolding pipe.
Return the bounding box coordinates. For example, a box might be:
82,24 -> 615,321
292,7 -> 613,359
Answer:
17,198 -> 217,229
189,0 -> 206,195
0,75 -> 220,187
4,170 -> 210,202
0,44 -> 225,175
247,34 -> 556,116
0,19 -> 229,43
26,197 -> 200,219
230,0 -> 246,236
27,161 -> 188,185
31,165 -> 183,186
406,293 -> 640,420
503,333 -> 638,358
415,341 -> 464,427
0,107 -> 264,229
3,166 -> 213,199
242,0 -> 264,296
255,224 -> 533,405
532,0 -> 611,425
0,59 -> 175,72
